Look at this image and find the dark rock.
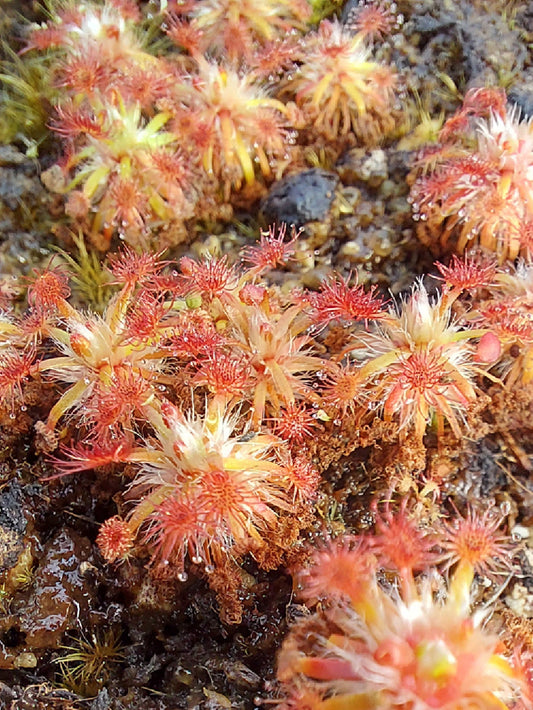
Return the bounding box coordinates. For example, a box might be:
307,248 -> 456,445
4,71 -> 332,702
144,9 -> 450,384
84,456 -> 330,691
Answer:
508,78 -> 533,120
411,14 -> 456,35
0,480 -> 28,572
260,169 -> 339,228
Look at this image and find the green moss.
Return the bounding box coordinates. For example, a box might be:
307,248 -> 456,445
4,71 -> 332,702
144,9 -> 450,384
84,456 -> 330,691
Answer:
308,0 -> 344,24
0,44 -> 58,149
53,233 -> 116,313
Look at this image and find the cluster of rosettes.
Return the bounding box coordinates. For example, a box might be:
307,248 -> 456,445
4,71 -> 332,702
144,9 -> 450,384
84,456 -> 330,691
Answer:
435,253 -> 533,388
471,260 -> 533,387
0,233 -> 322,591
305,251 -> 505,443
1,231 -> 531,591
276,501 -> 531,710
409,87 -> 533,262
24,0 -> 399,248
